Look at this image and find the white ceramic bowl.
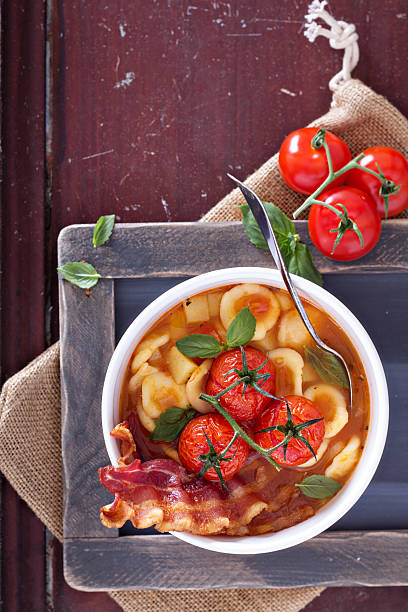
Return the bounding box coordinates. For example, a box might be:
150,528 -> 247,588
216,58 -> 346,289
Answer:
102,267 -> 388,554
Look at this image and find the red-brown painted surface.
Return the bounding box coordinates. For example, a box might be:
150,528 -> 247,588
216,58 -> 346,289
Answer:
2,0 -> 408,609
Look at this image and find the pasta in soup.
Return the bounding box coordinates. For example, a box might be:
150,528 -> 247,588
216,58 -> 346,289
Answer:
99,283 -> 369,536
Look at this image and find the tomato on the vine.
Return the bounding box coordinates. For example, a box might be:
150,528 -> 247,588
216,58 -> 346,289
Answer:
255,395 -> 325,466
279,127 -> 351,195
206,347 -> 276,421
178,413 -> 249,481
345,146 -> 408,218
308,186 -> 381,261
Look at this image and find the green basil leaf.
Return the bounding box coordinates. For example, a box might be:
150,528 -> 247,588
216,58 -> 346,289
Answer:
240,202 -> 322,286
93,214 -> 115,247
295,474 -> 342,499
287,242 -> 323,287
304,345 -> 349,389
176,334 -> 222,358
226,306 -> 256,347
239,201 -> 295,251
149,406 -> 197,441
57,261 -> 101,289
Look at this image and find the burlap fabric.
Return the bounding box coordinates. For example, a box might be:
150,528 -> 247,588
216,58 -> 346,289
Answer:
0,343 -> 323,611
1,78 -> 407,611
202,79 -> 408,222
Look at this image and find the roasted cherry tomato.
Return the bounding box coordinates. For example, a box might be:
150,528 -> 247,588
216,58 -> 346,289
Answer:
345,146 -> 408,218
308,186 -> 381,261
206,347 -> 276,421
255,395 -> 325,466
178,413 -> 249,481
279,127 -> 351,195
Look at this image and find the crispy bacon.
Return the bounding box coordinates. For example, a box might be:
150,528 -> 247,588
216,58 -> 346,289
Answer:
99,423 -> 314,535
110,421 -> 138,466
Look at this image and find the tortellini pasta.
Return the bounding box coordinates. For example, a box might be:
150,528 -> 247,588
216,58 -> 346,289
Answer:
128,362 -> 159,394
142,371 -> 187,419
268,348 -> 304,396
186,359 -> 213,413
304,383 -> 348,438
277,309 -> 311,349
136,397 -> 156,433
162,443 -> 181,463
220,283 -> 280,341
302,361 -> 320,384
325,435 -> 361,479
277,307 -> 322,350
274,290 -> 293,312
131,331 -> 170,373
250,329 -> 278,352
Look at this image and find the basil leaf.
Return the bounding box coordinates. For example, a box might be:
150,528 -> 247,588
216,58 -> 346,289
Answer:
239,201 -> 294,251
240,202 -> 322,286
287,242 -> 323,287
176,334 -> 222,358
150,406 -> 197,441
295,474 -> 342,499
226,306 -> 256,347
57,261 -> 101,289
304,345 -> 349,389
93,214 -> 115,247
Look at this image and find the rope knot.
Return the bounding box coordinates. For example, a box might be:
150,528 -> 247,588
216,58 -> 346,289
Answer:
304,1 -> 360,91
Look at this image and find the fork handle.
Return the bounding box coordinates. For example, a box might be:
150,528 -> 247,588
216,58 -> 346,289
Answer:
234,181 -> 323,347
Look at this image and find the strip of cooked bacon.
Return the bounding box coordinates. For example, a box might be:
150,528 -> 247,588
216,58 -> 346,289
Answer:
110,421 -> 138,466
99,423 -> 314,535
100,457 -> 265,534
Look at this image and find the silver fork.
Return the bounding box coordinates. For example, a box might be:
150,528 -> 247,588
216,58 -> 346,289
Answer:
228,174 -> 353,408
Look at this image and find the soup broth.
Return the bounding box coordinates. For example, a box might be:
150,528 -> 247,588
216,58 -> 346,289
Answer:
111,283 -> 369,535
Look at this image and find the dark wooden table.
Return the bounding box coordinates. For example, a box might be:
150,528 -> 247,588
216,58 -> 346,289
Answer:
1,1 -> 407,610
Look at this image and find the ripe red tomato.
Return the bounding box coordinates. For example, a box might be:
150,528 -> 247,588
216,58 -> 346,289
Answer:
206,347 -> 276,421
255,395 -> 325,466
279,127 -> 351,195
178,413 -> 249,481
345,146 -> 408,218
308,186 -> 381,261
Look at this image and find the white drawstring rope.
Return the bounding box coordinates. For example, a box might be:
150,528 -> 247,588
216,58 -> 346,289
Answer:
304,1 -> 359,91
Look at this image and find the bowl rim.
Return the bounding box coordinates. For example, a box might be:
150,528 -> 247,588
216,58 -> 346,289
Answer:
101,267 -> 389,555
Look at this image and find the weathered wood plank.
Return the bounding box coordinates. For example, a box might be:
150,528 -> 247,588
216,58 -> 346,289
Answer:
60,220 -> 408,590
49,1 -> 408,230
0,0 -> 47,610
64,531 -> 408,591
59,277 -> 117,539
58,220 -> 408,279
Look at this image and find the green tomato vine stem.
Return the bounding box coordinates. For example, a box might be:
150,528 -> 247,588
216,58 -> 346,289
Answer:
292,129 -> 400,220
199,392 -> 282,471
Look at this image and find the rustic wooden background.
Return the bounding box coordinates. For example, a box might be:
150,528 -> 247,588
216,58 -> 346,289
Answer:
1,0 -> 408,609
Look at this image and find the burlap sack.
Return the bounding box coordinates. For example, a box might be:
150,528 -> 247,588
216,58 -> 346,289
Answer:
202,79 -> 408,222
0,342 -> 323,612
1,78 -> 407,611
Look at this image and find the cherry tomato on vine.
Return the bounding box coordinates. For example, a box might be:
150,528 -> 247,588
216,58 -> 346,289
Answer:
345,146 -> 408,218
279,127 -> 351,195
255,395 -> 325,466
206,347 -> 276,421
308,186 -> 381,261
178,413 -> 249,481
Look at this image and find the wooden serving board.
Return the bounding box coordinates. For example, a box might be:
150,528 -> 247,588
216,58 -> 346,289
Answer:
59,221 -> 408,591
